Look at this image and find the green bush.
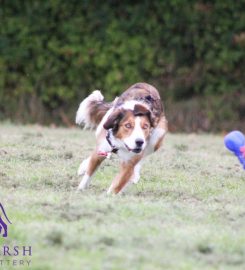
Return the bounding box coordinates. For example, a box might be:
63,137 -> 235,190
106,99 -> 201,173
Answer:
0,1 -> 244,130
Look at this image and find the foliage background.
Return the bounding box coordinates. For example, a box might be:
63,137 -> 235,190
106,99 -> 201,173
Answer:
0,0 -> 244,131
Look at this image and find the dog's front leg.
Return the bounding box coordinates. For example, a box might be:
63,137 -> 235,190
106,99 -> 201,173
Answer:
130,162 -> 142,184
107,162 -> 134,194
78,151 -> 105,190
107,156 -> 142,194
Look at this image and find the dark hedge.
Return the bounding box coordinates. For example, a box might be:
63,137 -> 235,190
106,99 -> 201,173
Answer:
0,1 -> 244,131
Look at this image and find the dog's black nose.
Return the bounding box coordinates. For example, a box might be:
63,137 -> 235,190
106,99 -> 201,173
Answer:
135,139 -> 144,147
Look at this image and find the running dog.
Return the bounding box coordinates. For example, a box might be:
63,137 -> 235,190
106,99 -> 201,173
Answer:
76,82 -> 168,194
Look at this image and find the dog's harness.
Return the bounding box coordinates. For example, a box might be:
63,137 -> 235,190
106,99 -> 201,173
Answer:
97,130 -> 118,157
106,131 -> 118,154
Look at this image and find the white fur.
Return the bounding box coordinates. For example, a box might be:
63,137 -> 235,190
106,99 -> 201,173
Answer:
107,132 -> 136,161
149,128 -> 166,145
121,100 -> 146,111
78,174 -> 91,190
76,90 -> 104,128
107,183 -> 113,194
97,139 -> 113,156
117,148 -> 136,162
77,157 -> 93,190
123,117 -> 146,151
144,127 -> 166,156
130,162 -> 141,184
77,157 -> 90,176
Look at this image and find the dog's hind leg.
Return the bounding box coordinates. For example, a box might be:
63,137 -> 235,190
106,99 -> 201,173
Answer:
78,151 -> 105,190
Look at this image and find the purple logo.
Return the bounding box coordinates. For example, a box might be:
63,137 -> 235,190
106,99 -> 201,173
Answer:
0,203 -> 12,238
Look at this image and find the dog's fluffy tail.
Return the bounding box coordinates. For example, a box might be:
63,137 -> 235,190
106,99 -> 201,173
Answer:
75,90 -> 112,129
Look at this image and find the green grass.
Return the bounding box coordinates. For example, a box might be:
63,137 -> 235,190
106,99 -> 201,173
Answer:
0,124 -> 244,270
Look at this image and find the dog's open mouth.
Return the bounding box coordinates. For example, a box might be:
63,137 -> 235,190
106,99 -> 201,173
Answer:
132,148 -> 142,154
124,143 -> 142,154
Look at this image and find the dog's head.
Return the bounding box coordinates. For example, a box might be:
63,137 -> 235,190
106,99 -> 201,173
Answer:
103,103 -> 153,154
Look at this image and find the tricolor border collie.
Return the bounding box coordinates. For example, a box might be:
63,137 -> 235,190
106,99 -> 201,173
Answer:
76,82 -> 168,194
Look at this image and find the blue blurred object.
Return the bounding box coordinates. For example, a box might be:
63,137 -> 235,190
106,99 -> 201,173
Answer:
224,131 -> 245,170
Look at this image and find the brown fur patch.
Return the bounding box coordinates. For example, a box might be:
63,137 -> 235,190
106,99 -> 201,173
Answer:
103,108 -> 125,130
89,101 -> 112,127
134,104 -> 153,127
87,151 -> 106,176
139,116 -> 152,140
115,111 -> 135,139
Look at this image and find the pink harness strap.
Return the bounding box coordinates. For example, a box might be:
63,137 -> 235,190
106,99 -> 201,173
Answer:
97,151 -> 109,157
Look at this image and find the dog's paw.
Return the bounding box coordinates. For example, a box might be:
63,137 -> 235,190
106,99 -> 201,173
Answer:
77,174 -> 91,190
130,170 -> 141,184
107,184 -> 115,195
130,174 -> 140,184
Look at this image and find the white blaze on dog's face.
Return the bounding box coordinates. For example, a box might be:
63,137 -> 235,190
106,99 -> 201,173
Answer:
103,104 -> 153,154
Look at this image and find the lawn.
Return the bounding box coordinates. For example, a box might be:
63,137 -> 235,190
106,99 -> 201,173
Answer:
0,123 -> 244,270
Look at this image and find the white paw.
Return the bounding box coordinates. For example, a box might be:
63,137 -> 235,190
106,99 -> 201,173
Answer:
131,173 -> 140,184
107,184 -> 114,195
130,163 -> 141,184
78,174 -> 91,190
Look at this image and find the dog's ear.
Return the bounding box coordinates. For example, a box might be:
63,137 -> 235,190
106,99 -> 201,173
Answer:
103,109 -> 125,130
134,104 -> 154,127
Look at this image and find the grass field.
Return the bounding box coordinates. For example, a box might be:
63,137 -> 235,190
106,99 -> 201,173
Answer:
0,124 -> 244,270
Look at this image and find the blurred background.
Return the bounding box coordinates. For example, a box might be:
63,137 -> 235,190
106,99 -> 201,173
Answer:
0,0 -> 244,132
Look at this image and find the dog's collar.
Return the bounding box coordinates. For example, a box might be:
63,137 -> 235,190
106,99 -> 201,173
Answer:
106,130 -> 118,154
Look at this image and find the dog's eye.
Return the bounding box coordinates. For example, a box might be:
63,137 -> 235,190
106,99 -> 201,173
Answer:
143,123 -> 149,129
125,123 -> 132,129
